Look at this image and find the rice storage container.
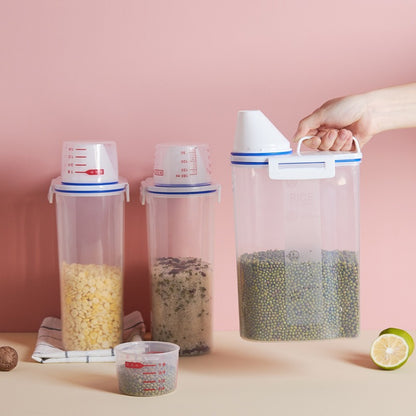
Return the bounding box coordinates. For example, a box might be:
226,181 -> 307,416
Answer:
231,111 -> 362,341
141,144 -> 220,355
48,141 -> 129,350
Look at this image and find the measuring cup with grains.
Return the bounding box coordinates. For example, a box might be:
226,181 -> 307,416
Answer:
115,341 -> 180,396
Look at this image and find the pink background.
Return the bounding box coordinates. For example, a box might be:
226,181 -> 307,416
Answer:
1,0 -> 415,332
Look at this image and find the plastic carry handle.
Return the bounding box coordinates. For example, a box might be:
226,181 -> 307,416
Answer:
268,135 -> 362,180
268,154 -> 336,180
296,135 -> 361,155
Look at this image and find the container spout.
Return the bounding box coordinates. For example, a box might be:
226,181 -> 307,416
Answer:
233,110 -> 291,155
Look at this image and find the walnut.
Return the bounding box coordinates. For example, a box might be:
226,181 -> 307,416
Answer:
0,346 -> 18,371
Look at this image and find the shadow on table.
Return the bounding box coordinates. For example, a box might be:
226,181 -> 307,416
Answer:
342,352 -> 377,370
179,344 -> 300,376
52,370 -> 120,394
78,373 -> 119,393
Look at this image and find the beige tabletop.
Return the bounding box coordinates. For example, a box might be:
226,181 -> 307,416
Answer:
0,331 -> 414,416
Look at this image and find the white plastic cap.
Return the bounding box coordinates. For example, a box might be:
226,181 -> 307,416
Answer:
233,110 -> 291,154
153,144 -> 212,186
61,141 -> 119,184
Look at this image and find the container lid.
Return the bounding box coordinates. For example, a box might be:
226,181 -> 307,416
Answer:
231,110 -> 362,173
140,177 -> 220,204
48,177 -> 130,202
153,144 -> 212,186
48,141 -> 129,202
141,142 -> 221,203
231,110 -> 292,164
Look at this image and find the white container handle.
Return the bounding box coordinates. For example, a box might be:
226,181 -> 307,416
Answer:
268,154 -> 336,180
296,135 -> 361,155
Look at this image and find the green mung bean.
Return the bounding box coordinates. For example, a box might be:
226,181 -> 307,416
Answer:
237,249 -> 359,341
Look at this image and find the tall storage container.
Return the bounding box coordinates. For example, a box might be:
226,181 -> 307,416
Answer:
49,142 -> 129,350
141,144 -> 220,356
231,111 -> 361,341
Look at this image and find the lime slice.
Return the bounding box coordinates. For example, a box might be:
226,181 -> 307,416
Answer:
370,333 -> 409,370
379,328 -> 414,356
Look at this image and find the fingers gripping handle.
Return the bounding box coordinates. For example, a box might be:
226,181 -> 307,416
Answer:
296,136 -> 361,155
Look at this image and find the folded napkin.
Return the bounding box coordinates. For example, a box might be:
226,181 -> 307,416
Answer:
32,311 -> 145,363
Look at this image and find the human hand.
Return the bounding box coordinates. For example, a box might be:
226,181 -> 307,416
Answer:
293,94 -> 375,151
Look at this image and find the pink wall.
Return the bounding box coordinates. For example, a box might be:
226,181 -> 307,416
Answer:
1,0 -> 415,332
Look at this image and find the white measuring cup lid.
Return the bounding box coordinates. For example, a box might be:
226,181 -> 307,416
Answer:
231,110 -> 292,164
49,141 -> 129,201
61,141 -> 119,184
153,143 -> 212,186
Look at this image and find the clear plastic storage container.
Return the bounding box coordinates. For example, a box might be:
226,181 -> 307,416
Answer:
231,111 -> 361,341
48,142 -> 129,350
141,144 -> 220,356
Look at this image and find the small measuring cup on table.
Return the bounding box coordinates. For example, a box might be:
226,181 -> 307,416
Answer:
115,341 -> 180,396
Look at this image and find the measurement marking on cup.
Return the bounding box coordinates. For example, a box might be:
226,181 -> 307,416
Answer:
73,169 -> 104,175
125,361 -> 157,369
144,386 -> 165,392
189,148 -> 197,175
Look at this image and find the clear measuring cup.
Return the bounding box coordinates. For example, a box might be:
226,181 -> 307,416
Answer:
49,141 -> 129,351
141,144 -> 220,356
153,143 -> 212,186
115,341 -> 180,396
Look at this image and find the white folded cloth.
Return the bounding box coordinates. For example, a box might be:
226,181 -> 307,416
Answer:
32,311 -> 146,363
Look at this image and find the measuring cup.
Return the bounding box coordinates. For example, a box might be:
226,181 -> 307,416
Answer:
153,143 -> 212,186
61,141 -> 118,184
115,341 -> 180,397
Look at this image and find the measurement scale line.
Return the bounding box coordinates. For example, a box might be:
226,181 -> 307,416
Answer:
125,361 -> 157,369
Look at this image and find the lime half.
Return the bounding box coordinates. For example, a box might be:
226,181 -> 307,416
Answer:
379,328 -> 414,356
370,333 -> 409,370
